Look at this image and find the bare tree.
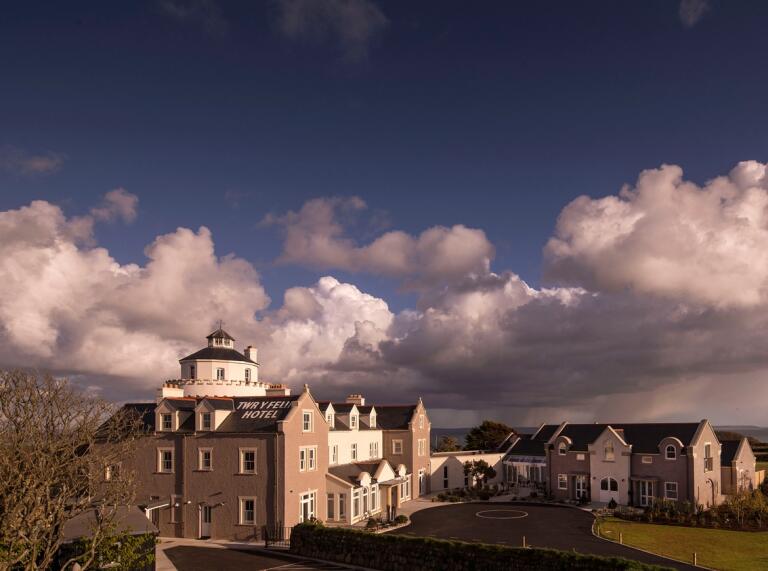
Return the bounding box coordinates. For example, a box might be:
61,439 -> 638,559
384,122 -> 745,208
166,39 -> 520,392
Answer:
0,370 -> 144,571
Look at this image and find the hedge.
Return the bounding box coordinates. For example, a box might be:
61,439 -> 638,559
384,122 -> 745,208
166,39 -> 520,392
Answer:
289,523 -> 673,571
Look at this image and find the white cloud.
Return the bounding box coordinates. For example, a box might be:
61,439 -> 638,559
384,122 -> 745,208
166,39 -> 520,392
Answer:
277,0 -> 388,61
679,0 -> 710,28
0,145 -> 65,176
90,188 -> 139,224
545,161 -> 768,308
266,197 -> 494,287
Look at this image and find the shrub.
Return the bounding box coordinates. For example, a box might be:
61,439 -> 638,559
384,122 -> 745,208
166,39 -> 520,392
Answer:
607,498 -> 618,510
366,517 -> 379,529
478,491 -> 491,501
394,514 -> 409,524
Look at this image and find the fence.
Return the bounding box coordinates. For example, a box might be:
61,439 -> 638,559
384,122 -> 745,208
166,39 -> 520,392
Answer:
263,525 -> 292,549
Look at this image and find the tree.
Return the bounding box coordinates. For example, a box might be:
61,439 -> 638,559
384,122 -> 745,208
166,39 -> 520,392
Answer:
463,460 -> 497,488
464,420 -> 515,451
0,370 -> 146,571
435,435 -> 461,452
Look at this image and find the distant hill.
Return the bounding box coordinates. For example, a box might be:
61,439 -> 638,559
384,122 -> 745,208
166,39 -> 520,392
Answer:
431,426 -> 537,449
715,426 -> 768,444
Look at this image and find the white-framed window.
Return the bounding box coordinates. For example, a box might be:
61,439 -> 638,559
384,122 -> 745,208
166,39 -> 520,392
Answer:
244,368 -> 251,382
665,481 -> 678,500
604,440 -> 615,462
104,463 -> 120,481
558,442 -> 567,455
350,415 -> 358,429
419,414 -> 424,429
200,412 -> 212,431
300,491 -> 316,522
642,456 -> 653,464
558,474 -> 567,490
371,484 -> 379,510
216,368 -> 225,380
327,493 -> 335,520
240,448 -> 257,474
158,448 -> 174,473
161,413 -> 173,431
418,438 -> 427,456
370,441 -> 379,458
392,439 -> 403,455
576,453 -> 585,461
300,448 -> 306,471
198,448 -> 212,470
704,443 -> 713,472
370,413 -> 376,428
665,445 -> 677,460
600,477 -> 618,492
239,496 -> 256,525
352,489 -> 360,518
326,413 -> 334,428
302,411 -> 313,432
351,443 -> 358,460
339,493 -> 346,518
331,444 -> 338,465
190,365 -> 196,379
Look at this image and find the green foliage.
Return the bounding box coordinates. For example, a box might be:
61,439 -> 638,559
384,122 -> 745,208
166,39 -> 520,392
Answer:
394,514 -> 408,524
366,517 -> 379,529
290,523 -> 672,570
435,435 -> 461,452
464,420 -> 515,451
463,459 -> 497,488
60,530 -> 155,571
608,498 -> 618,510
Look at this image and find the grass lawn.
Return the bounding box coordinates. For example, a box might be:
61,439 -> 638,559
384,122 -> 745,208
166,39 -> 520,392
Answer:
756,461 -> 768,472
596,517 -> 768,571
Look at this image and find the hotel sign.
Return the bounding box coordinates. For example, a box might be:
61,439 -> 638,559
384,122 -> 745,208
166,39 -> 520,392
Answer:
237,399 -> 292,419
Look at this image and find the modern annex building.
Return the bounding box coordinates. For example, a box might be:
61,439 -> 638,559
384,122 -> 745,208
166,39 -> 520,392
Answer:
115,329 -> 431,540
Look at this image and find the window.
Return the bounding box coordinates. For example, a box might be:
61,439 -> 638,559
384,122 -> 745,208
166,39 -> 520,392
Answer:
244,368 -> 251,382
665,445 -> 677,460
308,447 -> 317,471
642,456 -> 653,464
350,415 -> 358,429
158,448 -> 174,473
198,448 -> 212,470
327,493 -> 335,520
665,482 -> 678,500
326,413 -> 334,428
104,463 -> 120,481
300,448 -> 306,471
443,465 -> 449,489
240,448 -> 256,474
704,443 -> 713,472
392,439 -> 403,455
302,411 -> 313,432
369,441 -> 376,458
331,444 -> 338,465
558,442 -> 567,455
161,413 -> 172,431
339,493 -> 346,518
418,438 -> 426,456
370,413 -> 376,428
190,365 -> 196,379
200,412 -> 212,431
600,477 -> 618,492
371,484 -> 378,510
239,497 -> 256,525
419,415 -> 424,429
300,491 -> 316,522
362,487 -> 369,514
352,490 -> 360,518
558,474 -> 567,490
216,367 -> 225,380
576,453 -> 585,461
351,443 -> 358,460
604,440 -> 615,462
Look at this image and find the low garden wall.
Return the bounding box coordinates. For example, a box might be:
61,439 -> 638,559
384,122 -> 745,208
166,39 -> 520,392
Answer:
289,523 -> 672,571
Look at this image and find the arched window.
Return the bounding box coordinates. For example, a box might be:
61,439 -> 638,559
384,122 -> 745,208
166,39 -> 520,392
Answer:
665,445 -> 676,460
558,442 -> 567,455
600,477 -> 618,491
604,440 -> 615,461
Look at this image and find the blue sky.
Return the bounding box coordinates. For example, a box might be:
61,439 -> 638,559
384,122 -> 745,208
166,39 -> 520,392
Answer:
3,1 -> 768,425
3,0 -> 767,308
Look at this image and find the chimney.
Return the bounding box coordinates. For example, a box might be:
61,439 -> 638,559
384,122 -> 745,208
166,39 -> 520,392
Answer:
346,394 -> 365,406
245,346 -> 258,362
266,384 -> 291,396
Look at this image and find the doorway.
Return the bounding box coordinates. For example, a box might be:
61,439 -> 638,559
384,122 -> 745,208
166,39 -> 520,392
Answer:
199,505 -> 212,539
639,480 -> 654,507
575,475 -> 588,501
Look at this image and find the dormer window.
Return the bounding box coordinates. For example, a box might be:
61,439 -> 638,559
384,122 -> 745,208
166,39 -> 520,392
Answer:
326,413 -> 335,429
370,413 -> 376,429
350,415 -> 358,429
216,368 -> 225,380
161,413 -> 172,431
201,412 -> 212,431
665,445 -> 677,460
558,442 -> 567,455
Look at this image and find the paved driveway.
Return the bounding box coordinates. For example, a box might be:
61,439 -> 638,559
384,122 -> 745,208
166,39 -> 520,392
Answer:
163,545 -> 353,571
397,503 -> 697,570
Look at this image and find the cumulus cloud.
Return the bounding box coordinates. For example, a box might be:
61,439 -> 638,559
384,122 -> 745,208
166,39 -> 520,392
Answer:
679,0 -> 710,28
277,0 -> 388,61
0,145 -> 66,176
545,161 -> 768,308
90,188 -> 139,224
266,197 -> 494,287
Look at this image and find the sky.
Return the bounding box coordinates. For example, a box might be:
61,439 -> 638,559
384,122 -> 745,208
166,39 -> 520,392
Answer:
1,0 -> 768,427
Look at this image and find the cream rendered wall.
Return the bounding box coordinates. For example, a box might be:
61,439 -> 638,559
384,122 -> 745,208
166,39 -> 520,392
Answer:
588,428 -> 631,504
181,359 -> 258,382
430,452 -> 504,490
690,421 -> 723,507
328,429 -> 383,466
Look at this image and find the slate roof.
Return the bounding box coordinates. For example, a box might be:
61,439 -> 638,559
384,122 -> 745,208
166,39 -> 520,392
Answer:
331,403 -> 357,413
163,398 -> 197,411
179,346 -> 257,364
720,440 -> 743,465
204,398 -> 235,411
553,422 -> 701,453
531,424 -> 560,442
374,405 -> 416,430
207,328 -> 235,341
505,437 -> 548,457
329,461 -> 384,485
